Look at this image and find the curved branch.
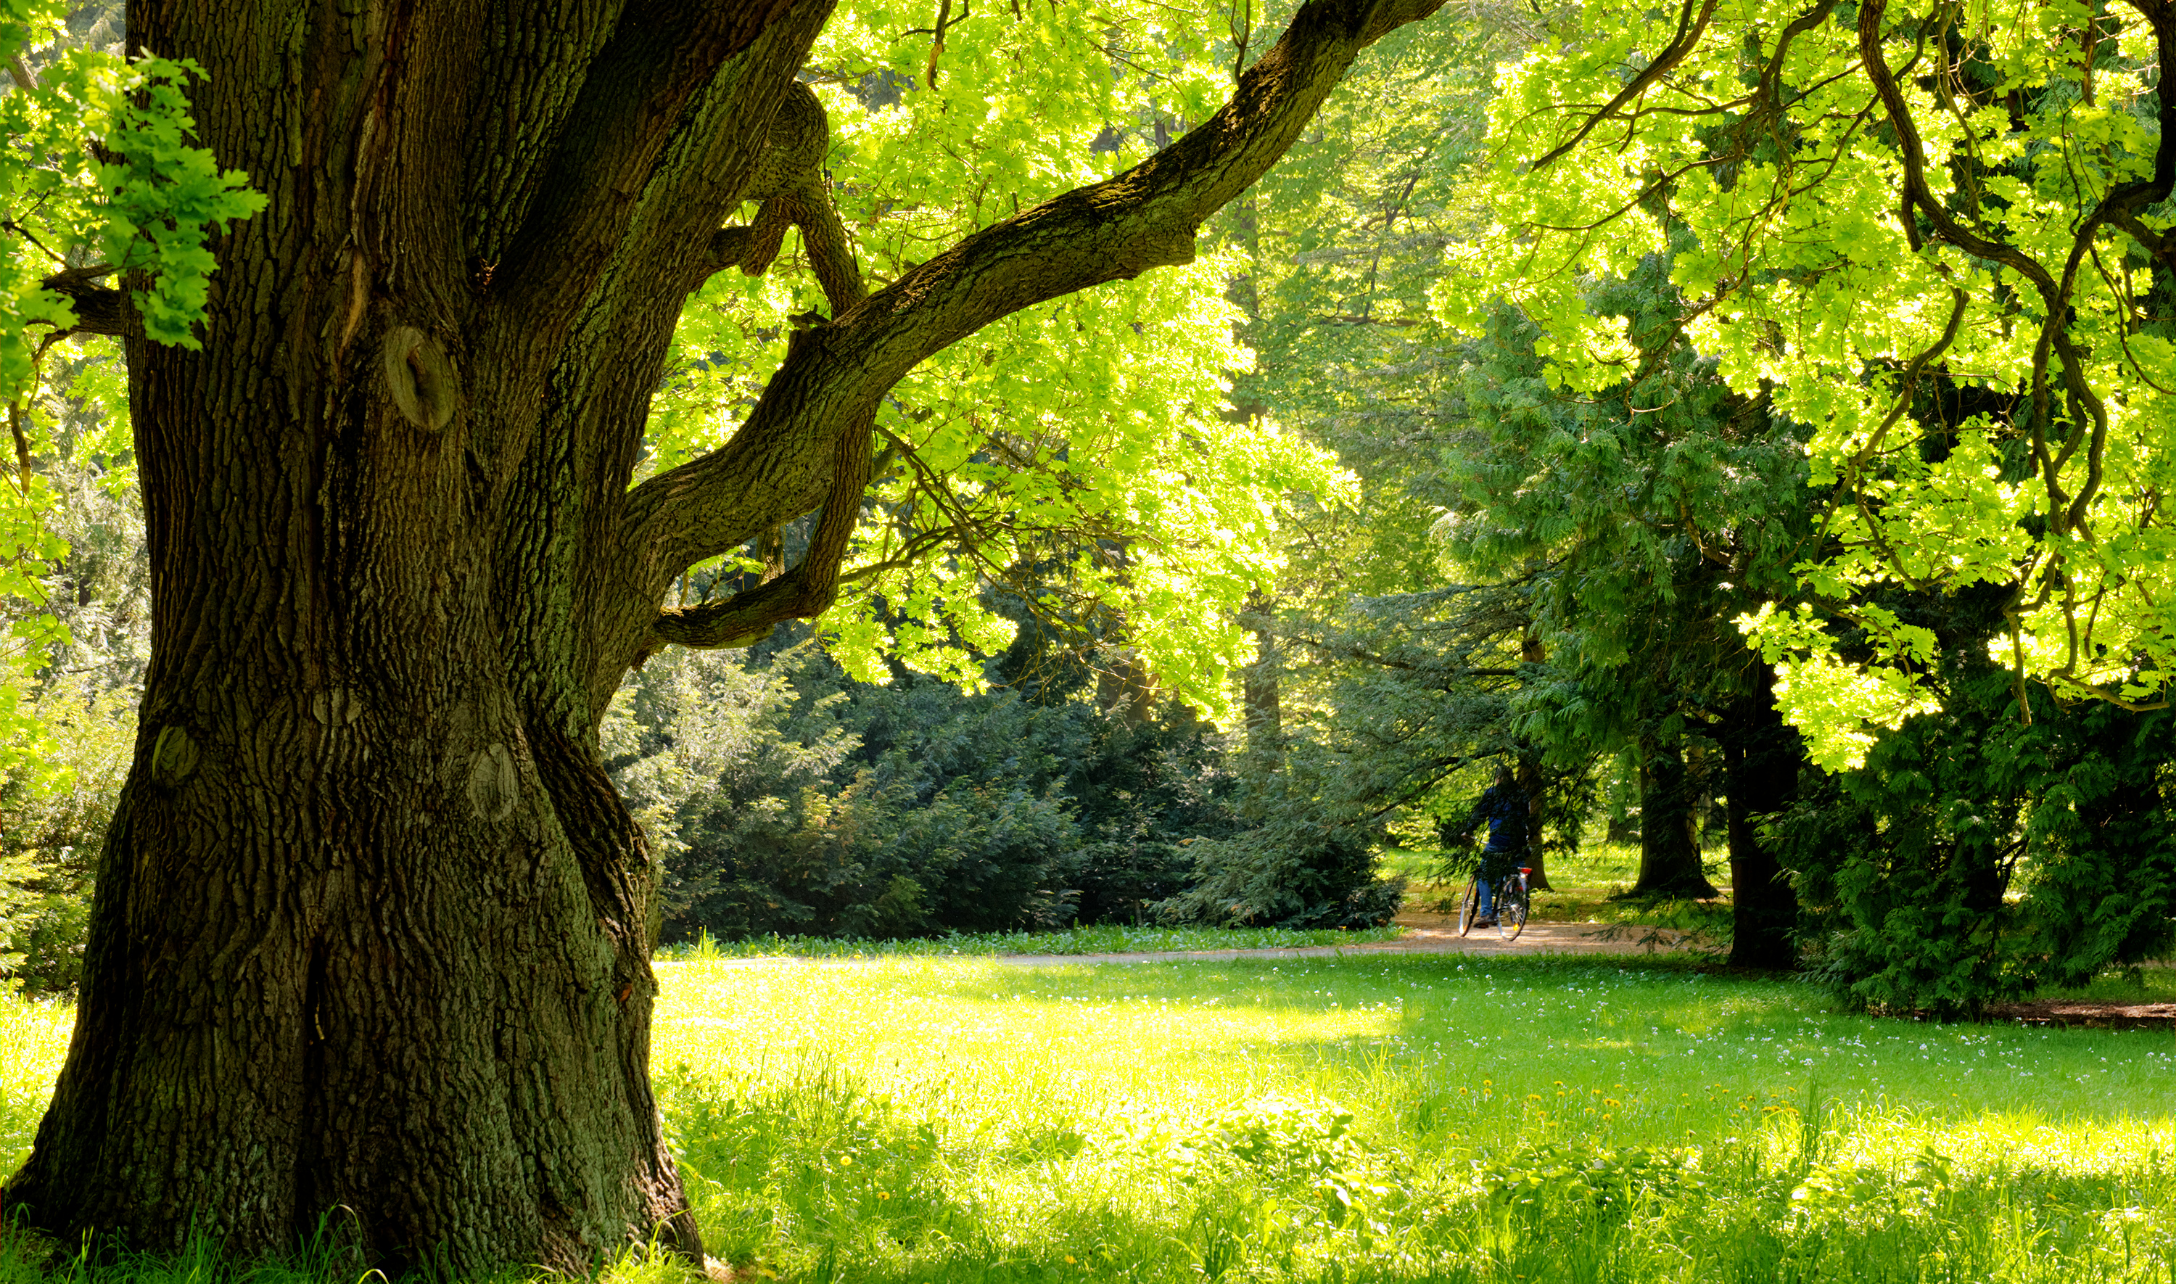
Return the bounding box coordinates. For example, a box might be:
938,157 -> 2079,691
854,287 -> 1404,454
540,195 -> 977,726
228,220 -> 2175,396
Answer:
1856,0 -> 2055,291
617,0 -> 1451,640
1858,0 -> 2164,539
647,404 -> 873,650
1755,0 -> 1838,111
695,80 -> 868,315
1843,284 -> 1969,478
1529,0 -> 1720,171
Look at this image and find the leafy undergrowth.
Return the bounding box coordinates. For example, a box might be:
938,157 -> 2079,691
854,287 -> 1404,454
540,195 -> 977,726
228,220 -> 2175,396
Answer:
652,922 -> 1403,962
2,956 -> 2174,1281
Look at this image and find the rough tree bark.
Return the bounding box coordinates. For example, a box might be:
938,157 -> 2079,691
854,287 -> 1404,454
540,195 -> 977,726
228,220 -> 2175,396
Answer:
13,0 -> 1447,1271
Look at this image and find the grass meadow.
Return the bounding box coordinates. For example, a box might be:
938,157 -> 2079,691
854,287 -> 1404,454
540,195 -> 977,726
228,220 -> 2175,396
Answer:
3,951 -> 2172,1282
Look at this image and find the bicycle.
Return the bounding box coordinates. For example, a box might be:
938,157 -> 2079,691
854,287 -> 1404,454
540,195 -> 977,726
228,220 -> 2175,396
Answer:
1456,862 -> 1532,942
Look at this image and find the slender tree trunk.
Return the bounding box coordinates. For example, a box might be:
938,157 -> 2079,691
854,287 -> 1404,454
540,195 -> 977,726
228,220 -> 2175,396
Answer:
1514,631 -> 1551,889
1723,665 -> 1800,968
1631,734 -> 1718,898
1242,589 -> 1283,768
1513,754 -> 1553,891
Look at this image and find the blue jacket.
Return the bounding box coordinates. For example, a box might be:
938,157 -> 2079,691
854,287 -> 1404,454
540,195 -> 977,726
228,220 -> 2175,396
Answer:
1462,783 -> 1529,854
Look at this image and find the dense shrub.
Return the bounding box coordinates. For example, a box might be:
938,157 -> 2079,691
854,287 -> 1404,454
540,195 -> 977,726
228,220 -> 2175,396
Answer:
1775,618 -> 2176,1017
1159,818 -> 1407,930
605,645 -> 1248,943
1063,712 -> 1246,923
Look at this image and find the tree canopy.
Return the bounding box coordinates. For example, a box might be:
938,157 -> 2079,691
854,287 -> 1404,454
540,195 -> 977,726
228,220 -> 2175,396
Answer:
1449,0 -> 2176,764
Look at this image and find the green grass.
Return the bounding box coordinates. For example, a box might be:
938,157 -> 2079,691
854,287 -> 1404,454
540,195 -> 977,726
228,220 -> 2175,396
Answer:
647,954 -> 2176,1281
4,956 -> 2174,1281
654,922 -> 1405,962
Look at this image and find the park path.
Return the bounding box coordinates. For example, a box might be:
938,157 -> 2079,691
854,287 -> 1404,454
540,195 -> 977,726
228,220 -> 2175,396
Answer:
983,916 -> 1694,967
696,915 -> 1696,970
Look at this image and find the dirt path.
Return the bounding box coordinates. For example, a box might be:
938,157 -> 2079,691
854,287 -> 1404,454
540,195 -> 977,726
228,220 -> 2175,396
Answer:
1981,1000 -> 2176,1030
696,914 -> 1697,970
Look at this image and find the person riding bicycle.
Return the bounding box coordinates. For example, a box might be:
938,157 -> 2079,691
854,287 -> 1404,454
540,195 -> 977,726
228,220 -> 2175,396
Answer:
1445,765 -> 1528,926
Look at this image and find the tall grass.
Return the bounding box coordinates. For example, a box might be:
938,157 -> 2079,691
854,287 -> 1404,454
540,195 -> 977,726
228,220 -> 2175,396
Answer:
2,956 -> 2173,1281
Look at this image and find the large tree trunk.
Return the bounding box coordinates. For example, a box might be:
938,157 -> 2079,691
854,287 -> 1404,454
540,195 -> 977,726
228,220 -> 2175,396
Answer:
1723,666 -> 1801,968
6,2 -> 820,1268
1630,734 -> 1718,898
14,0 -> 1449,1270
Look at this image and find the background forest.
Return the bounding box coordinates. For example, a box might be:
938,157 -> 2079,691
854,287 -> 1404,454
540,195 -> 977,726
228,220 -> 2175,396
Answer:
2,0 -> 2171,1021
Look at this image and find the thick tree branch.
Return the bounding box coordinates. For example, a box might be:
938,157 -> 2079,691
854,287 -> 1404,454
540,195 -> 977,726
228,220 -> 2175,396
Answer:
617,0 -> 1449,646
38,267 -> 141,340
495,0 -> 825,338
692,81 -> 867,315
647,398 -> 872,651
717,0 -> 811,56
753,188 -> 866,315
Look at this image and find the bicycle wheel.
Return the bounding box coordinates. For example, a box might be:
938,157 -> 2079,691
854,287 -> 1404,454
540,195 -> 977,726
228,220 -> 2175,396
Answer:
1457,879 -> 1481,937
1495,874 -> 1529,942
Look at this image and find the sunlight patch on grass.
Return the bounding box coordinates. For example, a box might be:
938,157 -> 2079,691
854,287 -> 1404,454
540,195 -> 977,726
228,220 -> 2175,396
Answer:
654,954 -> 2176,1281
